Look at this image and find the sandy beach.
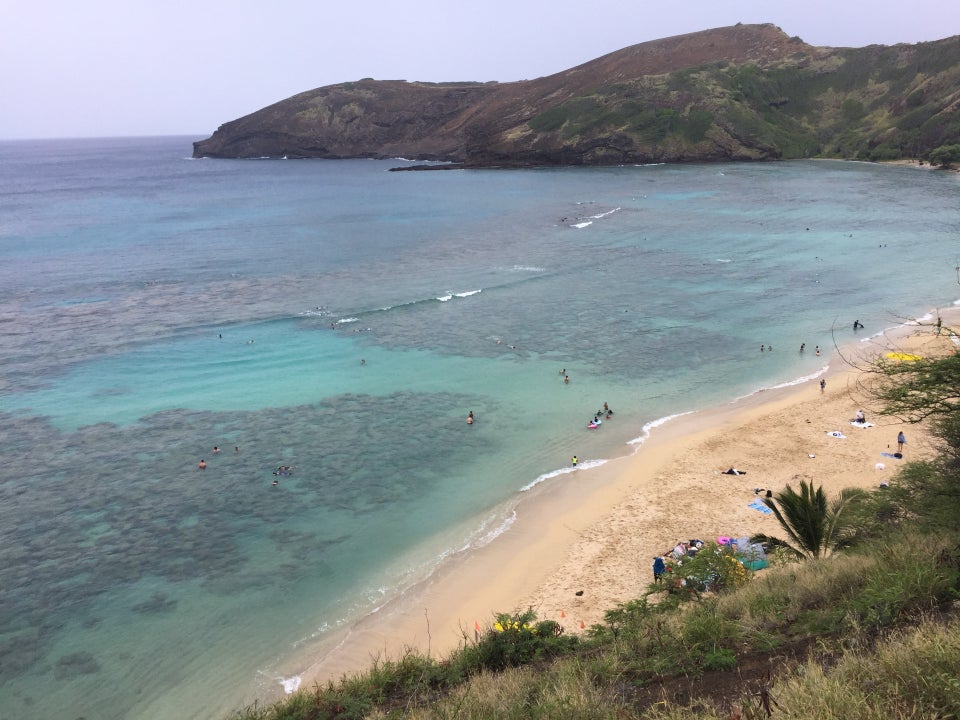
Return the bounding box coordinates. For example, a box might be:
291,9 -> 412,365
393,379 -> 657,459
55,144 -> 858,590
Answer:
296,309 -> 956,689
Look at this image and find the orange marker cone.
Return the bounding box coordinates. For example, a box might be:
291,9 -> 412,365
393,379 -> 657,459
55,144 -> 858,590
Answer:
579,620 -> 585,629
560,610 -> 566,618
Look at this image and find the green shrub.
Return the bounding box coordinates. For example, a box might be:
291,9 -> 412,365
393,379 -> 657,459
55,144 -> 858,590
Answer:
453,610 -> 578,675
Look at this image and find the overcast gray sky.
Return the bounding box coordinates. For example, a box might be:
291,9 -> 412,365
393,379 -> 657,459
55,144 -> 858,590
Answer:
2,0 -> 957,139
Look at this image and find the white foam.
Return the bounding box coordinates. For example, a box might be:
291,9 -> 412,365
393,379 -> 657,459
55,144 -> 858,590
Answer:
520,458 -> 608,491
583,207 -> 621,220
509,265 -> 545,273
437,289 -> 482,302
732,367 -> 830,402
572,221 -> 593,229
627,411 -> 694,448
469,509 -> 517,548
280,675 -> 302,694
337,317 -> 359,324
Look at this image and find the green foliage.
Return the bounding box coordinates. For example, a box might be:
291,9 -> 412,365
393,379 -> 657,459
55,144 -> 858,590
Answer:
869,351 -> 960,421
455,610 -> 578,674
751,480 -> 865,559
929,143 -> 960,166
841,97 -> 865,123
682,109 -> 714,142
661,542 -> 752,596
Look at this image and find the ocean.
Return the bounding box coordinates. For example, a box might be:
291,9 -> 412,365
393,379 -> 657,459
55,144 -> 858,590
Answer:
1,136 -> 957,719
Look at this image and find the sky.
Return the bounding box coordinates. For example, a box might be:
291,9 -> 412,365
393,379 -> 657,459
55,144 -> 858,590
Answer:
2,0 -> 958,140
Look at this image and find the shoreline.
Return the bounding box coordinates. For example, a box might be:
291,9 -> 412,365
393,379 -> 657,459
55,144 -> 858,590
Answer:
287,304 -> 957,695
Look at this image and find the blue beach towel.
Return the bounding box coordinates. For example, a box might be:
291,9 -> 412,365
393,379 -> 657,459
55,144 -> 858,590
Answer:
748,499 -> 773,514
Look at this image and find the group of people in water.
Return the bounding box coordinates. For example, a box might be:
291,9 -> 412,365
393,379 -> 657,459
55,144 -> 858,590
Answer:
196,447 -> 299,488
588,402 -> 614,429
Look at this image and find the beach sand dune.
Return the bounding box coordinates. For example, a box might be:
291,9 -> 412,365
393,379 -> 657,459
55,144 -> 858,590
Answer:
298,315 -> 954,688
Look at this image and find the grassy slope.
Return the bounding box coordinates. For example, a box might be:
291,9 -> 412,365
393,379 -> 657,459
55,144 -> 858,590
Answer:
514,38 -> 960,165
230,467 -> 960,719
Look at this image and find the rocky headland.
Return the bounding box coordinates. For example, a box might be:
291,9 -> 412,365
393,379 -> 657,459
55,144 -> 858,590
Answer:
193,24 -> 960,167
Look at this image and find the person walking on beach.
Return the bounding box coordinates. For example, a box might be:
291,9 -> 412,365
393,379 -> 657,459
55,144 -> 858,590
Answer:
820,378 -> 826,393
897,431 -> 906,452
653,556 -> 666,583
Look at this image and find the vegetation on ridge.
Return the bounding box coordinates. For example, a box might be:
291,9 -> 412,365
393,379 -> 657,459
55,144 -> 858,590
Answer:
194,24 -> 960,168
229,322 -> 960,719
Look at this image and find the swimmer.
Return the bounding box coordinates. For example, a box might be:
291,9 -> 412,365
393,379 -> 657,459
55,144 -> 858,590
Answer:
198,459 -> 207,470
564,375 -> 569,384
467,410 -> 474,425
213,446 -> 221,454
272,479 -> 279,486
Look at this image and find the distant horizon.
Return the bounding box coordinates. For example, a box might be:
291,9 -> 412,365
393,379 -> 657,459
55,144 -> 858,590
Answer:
4,5 -> 958,140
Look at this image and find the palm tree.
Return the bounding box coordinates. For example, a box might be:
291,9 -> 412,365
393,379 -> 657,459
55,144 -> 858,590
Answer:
751,480 -> 865,560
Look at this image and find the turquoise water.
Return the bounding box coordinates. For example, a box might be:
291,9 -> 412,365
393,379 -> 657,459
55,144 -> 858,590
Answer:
1,138 -> 958,719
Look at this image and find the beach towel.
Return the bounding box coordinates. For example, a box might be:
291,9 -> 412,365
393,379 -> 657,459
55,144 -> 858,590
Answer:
748,499 -> 773,514
849,421 -> 874,428
827,431 -> 847,439
881,452 -> 904,459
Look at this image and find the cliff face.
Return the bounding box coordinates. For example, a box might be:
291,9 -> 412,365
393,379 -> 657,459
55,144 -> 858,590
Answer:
193,24 -> 960,166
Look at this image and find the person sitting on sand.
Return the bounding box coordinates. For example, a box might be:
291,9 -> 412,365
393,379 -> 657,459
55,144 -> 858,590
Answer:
854,409 -> 866,424
723,467 -> 746,475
